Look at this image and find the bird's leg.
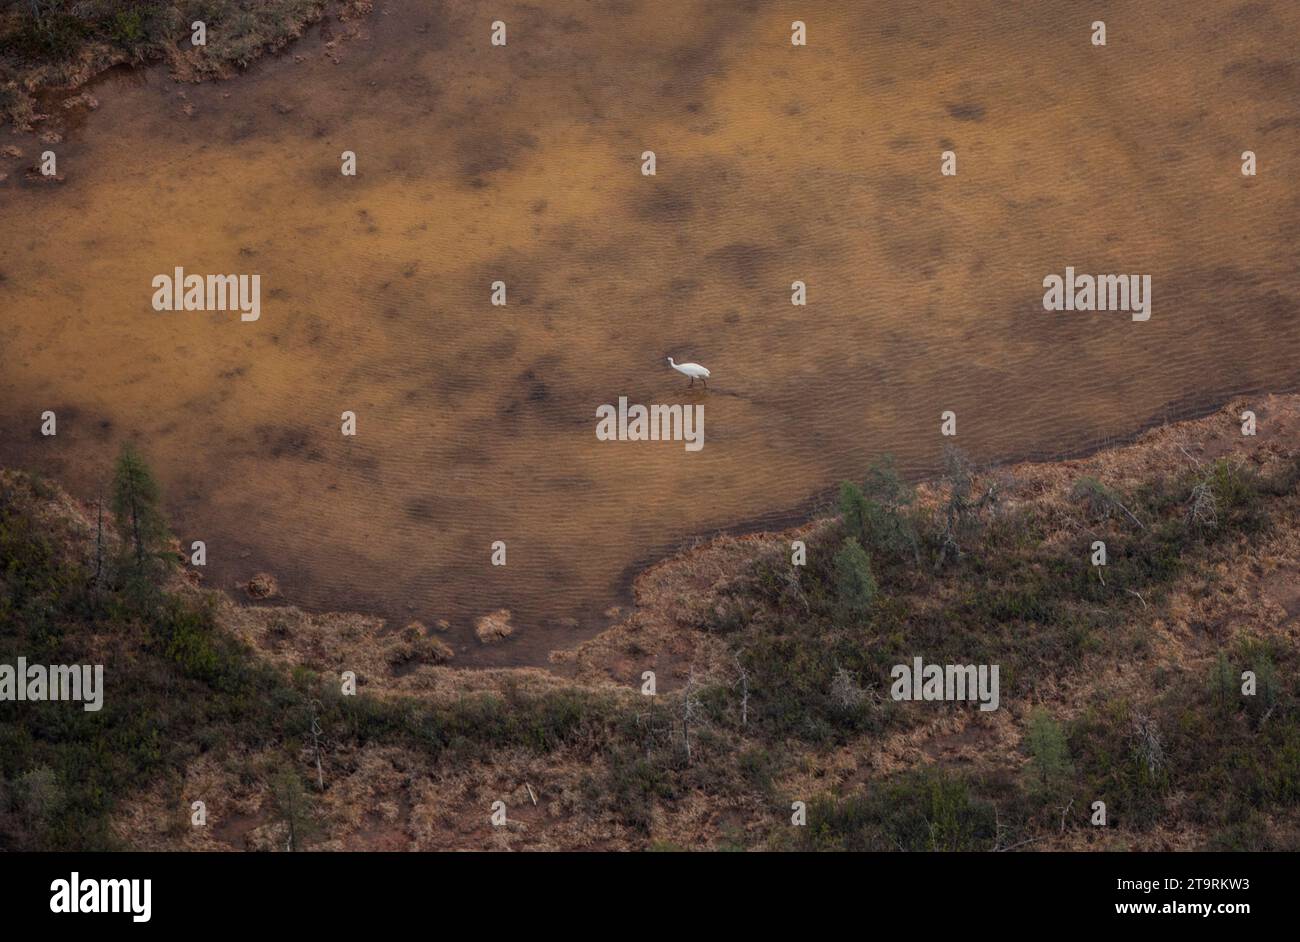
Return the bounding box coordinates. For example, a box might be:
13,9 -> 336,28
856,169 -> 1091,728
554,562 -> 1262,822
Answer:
688,377 -> 694,387
701,378 -> 707,388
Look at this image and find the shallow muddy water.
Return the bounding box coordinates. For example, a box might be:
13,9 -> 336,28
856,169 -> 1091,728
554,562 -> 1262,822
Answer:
2,0 -> 1298,664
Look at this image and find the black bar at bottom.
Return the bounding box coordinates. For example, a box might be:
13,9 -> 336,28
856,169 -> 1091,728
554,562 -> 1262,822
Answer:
0,851 -> 1284,929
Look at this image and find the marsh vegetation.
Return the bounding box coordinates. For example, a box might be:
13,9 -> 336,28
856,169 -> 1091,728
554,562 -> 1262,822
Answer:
4,409 -> 1298,850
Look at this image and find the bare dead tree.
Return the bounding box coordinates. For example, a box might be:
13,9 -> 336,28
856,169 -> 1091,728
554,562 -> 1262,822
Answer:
1185,478 -> 1219,533
680,670 -> 702,765
308,698 -> 325,792
830,666 -> 866,710
935,445 -> 1003,570
733,655 -> 750,727
93,490 -> 104,590
1059,797 -> 1074,834
1130,710 -> 1165,778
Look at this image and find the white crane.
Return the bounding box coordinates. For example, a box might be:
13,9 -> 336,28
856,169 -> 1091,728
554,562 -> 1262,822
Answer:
667,357 -> 710,388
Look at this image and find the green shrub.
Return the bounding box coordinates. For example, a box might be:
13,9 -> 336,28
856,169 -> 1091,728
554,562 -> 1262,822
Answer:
109,10 -> 147,47
861,456 -> 922,564
838,481 -> 868,542
9,12 -> 89,62
1024,708 -> 1074,801
804,769 -> 999,851
833,537 -> 876,617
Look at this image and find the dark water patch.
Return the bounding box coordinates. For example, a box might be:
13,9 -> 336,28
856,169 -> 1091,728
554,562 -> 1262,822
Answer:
1260,115 -> 1300,134
455,130 -> 540,182
495,359 -> 579,429
403,496 -> 438,520
706,242 -> 771,290
945,101 -> 986,122
661,38 -> 728,100
1222,58 -> 1300,98
633,182 -> 696,224
465,249 -> 545,308
1230,2 -> 1273,24
253,425 -> 323,461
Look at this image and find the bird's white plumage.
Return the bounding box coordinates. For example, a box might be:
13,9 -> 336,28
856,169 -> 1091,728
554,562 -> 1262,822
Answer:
667,357 -> 710,379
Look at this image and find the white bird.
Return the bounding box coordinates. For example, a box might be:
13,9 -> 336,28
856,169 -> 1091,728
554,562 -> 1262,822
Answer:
667,356 -> 710,388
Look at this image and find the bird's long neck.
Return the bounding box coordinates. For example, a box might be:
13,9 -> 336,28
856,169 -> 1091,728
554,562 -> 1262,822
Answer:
667,358 -> 676,366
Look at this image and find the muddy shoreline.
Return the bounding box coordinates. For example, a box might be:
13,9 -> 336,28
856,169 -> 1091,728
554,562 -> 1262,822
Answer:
35,389 -> 1300,683
604,384 -> 1300,667
1,1 -> 375,131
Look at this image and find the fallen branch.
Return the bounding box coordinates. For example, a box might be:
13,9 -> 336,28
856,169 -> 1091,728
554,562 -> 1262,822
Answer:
1115,498 -> 1146,531
1176,441 -> 1203,467
996,836 -> 1046,852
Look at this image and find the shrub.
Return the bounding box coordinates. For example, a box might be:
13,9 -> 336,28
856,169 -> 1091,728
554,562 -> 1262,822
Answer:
804,769 -> 998,851
833,537 -> 876,617
838,481 -> 868,542
839,457 -> 922,567
109,10 -> 147,48
865,458 -> 922,562
1024,709 -> 1074,801
1209,653 -> 1237,719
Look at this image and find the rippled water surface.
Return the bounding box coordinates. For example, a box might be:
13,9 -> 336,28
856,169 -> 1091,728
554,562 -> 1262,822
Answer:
2,0 -> 1298,663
